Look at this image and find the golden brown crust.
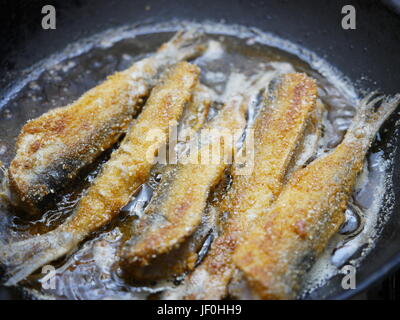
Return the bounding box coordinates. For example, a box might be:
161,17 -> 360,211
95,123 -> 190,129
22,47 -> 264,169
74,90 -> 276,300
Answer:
233,142 -> 362,299
9,70 -> 141,210
0,63 -> 202,287
62,62 -> 200,235
232,92 -> 400,299
8,31 -> 205,213
165,73 -> 318,300
121,93 -> 247,268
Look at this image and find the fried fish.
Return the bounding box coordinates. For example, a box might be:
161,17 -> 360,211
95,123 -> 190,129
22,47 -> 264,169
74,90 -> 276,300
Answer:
117,83 -> 214,281
233,93 -> 400,299
0,62 -> 200,286
164,73 -> 318,299
121,89 -> 248,271
8,30 -> 205,213
123,72 -> 278,281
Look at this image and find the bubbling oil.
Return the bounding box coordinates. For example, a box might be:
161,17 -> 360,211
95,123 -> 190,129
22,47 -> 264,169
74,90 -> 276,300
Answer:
0,21 -> 392,299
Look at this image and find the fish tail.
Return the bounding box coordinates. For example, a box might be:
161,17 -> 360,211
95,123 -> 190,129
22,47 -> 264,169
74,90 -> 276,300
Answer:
0,167 -> 12,206
0,230 -> 76,286
346,93 -> 400,145
162,28 -> 206,61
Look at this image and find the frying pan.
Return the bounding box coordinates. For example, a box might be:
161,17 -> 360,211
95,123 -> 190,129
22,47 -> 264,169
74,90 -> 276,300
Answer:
1,0 -> 400,300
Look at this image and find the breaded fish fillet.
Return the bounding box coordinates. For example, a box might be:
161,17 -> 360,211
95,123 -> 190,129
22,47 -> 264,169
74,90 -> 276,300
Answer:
8,30 -> 205,213
0,62 -> 200,286
164,73 -> 318,299
233,93 -> 400,300
121,91 -> 248,270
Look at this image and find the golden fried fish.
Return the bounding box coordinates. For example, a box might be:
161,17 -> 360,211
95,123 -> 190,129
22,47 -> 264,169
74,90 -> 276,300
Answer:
234,93 -> 400,299
164,73 -> 318,299
0,62 -> 200,286
8,30 -> 205,213
121,90 -> 248,270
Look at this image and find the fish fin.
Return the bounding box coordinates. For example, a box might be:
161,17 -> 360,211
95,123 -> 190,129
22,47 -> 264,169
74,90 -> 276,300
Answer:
162,28 -> 206,61
0,230 -> 76,286
348,92 -> 400,140
0,167 -> 12,207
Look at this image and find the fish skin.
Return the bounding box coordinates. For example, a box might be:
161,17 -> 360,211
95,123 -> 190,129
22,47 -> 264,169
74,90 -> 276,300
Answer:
8,30 -> 205,214
117,84 -> 214,281
0,62 -> 200,286
145,83 -> 214,184
120,92 -> 248,270
283,100 -> 324,182
233,93 -> 400,300
178,84 -> 214,137
164,73 -> 318,299
122,215 -> 216,282
124,72 -> 275,282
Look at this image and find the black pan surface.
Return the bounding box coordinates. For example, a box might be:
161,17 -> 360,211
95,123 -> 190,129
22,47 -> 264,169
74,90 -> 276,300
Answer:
1,0 -> 400,299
